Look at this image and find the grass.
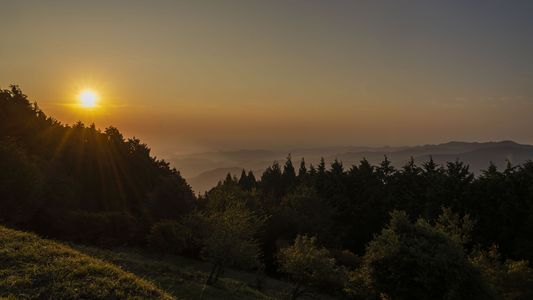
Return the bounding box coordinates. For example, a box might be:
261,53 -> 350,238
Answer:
75,245 -> 296,300
0,226 -> 337,299
0,226 -> 172,299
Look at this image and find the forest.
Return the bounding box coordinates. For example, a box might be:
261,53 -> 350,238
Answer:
1,86 -> 533,299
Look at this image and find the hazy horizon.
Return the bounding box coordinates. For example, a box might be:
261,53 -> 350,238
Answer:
2,0 -> 532,156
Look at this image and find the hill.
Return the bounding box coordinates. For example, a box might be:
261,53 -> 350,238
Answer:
335,141 -> 533,171
0,226 -> 172,299
188,167 -> 244,195
0,225 -> 319,300
74,246 -> 308,300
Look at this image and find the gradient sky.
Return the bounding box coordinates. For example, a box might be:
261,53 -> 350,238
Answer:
1,0 -> 532,155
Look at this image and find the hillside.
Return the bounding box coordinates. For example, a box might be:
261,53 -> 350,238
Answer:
0,226 -> 172,299
74,246 -> 311,300
0,225 -> 317,300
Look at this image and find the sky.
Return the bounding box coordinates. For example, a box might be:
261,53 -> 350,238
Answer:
1,0 -> 533,156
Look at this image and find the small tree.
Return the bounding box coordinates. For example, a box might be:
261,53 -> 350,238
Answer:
278,235 -> 341,299
202,202 -> 263,285
362,210 -> 494,300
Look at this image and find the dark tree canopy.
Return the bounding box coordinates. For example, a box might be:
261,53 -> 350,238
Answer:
0,86 -> 195,245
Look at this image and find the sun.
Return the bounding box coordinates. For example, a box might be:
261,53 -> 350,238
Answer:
79,89 -> 98,108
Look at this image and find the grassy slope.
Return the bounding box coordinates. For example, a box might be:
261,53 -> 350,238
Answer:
0,226 -> 172,299
75,246 -> 296,300
0,226 -> 336,299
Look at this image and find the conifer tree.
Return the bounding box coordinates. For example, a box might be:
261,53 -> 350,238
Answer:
238,169 -> 249,190
247,170 -> 257,189
282,154 -> 297,192
298,158 -> 307,179
377,155 -> 395,183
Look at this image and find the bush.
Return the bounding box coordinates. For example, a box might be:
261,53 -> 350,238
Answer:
278,235 -> 343,299
202,202 -> 264,284
361,210 -> 494,300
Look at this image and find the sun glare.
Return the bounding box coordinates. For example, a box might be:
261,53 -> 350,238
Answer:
79,89 -> 98,108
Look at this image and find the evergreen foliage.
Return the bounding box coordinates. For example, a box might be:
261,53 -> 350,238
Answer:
0,86 -> 195,245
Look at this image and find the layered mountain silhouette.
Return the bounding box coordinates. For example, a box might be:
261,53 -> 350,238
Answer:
172,141 -> 533,193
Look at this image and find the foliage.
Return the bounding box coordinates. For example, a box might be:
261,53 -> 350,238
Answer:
0,140 -> 43,225
278,235 -> 342,299
202,202 -> 264,284
434,207 -> 475,246
344,267 -> 377,300
147,175 -> 195,221
0,86 -> 195,246
4,85 -> 533,298
279,185 -> 335,242
48,210 -> 140,246
202,151 -> 533,297
148,220 -> 192,255
471,245 -> 533,300
361,211 -> 494,300
234,154 -> 533,275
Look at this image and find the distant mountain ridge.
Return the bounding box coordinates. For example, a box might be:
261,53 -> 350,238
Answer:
187,167 -> 246,194
172,141 -> 533,193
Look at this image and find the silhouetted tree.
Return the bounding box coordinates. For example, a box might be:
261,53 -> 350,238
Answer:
0,86 -> 195,245
282,154 -> 297,193
298,158 -> 307,179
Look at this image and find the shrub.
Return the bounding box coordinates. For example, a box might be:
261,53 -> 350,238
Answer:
362,210 -> 494,300
202,202 -> 264,284
278,235 -> 343,299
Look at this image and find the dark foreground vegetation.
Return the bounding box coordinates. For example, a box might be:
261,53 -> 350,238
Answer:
2,225 -> 303,300
1,86 -> 533,299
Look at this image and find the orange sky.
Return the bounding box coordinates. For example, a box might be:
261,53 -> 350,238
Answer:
2,1 -> 532,156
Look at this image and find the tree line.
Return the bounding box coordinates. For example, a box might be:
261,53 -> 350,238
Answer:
192,154 -> 533,299
0,86 -> 195,244
225,154 -> 533,266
